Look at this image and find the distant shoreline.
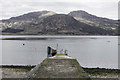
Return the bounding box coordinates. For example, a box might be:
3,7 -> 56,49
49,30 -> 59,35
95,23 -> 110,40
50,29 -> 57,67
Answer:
1,35 -> 118,40
1,33 -> 118,36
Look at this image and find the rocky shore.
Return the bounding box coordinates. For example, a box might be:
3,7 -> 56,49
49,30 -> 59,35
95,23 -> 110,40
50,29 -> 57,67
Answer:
1,55 -> 119,80
1,65 -> 119,79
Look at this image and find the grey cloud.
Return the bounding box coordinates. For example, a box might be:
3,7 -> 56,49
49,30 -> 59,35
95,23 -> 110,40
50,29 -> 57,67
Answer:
0,0 -> 118,20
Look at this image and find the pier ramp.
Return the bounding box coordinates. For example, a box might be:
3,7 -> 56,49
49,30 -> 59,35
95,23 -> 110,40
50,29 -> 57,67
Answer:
25,55 -> 91,80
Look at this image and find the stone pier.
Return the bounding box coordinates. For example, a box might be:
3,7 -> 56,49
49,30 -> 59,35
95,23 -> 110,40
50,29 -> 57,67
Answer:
25,55 -> 91,80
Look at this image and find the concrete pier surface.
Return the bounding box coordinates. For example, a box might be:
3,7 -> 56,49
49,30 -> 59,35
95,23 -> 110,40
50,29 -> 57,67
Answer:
25,55 -> 91,79
1,65 -> 119,80
1,55 -> 119,80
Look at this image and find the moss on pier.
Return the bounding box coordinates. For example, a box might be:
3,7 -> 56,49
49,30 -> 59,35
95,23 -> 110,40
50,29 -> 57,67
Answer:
25,58 -> 90,79
1,65 -> 119,78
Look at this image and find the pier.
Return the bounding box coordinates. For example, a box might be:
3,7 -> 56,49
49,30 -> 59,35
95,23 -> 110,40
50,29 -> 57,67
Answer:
24,46 -> 91,79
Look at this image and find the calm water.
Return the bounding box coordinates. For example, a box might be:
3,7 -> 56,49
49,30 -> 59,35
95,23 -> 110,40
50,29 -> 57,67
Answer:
0,35 -> 118,69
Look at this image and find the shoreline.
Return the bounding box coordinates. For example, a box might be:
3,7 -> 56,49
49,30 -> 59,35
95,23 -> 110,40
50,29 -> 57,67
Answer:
1,34 -> 118,36
1,35 -> 118,40
0,65 -> 119,69
1,65 -> 119,78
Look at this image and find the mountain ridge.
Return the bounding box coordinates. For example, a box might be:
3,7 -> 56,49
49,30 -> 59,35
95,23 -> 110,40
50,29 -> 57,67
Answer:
0,10 -> 118,35
68,10 -> 118,30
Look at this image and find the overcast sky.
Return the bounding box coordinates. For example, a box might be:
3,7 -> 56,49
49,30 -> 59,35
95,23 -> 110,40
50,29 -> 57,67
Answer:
0,0 -> 119,20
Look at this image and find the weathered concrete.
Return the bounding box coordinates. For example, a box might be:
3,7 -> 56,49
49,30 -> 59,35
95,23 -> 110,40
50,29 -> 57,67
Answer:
1,66 -> 119,80
25,55 -> 91,79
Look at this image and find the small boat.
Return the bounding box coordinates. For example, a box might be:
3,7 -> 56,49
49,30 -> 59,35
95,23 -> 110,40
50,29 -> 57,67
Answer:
47,45 -> 68,58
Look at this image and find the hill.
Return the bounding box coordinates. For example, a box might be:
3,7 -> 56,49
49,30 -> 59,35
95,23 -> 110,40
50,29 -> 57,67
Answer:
68,10 -> 118,31
1,10 -> 118,35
